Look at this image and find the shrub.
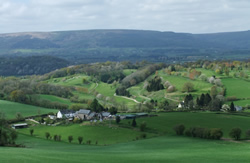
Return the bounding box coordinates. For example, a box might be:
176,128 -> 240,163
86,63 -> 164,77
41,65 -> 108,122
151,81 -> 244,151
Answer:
184,127 -> 223,140
45,132 -> 50,139
116,116 -> 121,124
246,129 -> 250,138
226,96 -> 238,101
53,135 -> 58,141
58,135 -> 62,141
210,128 -> 223,140
68,135 -> 73,143
140,121 -> 147,132
86,140 -> 91,145
132,118 -> 137,127
229,128 -> 241,140
173,124 -> 185,135
203,128 -> 211,139
185,128 -> 192,137
78,136 -> 83,144
140,133 -> 147,139
30,129 -> 34,136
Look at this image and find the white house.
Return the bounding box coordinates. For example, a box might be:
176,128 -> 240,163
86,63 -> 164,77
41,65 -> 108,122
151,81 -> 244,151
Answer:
57,110 -> 75,119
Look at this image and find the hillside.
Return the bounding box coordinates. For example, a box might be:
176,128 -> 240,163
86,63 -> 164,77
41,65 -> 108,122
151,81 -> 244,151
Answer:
0,29 -> 249,67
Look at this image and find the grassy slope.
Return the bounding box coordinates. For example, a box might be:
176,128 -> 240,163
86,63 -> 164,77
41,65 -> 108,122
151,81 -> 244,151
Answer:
39,95 -> 73,106
222,78 -> 250,99
133,112 -> 250,137
0,100 -> 57,119
128,70 -> 213,104
18,122 -> 155,145
1,133 -> 250,163
222,78 -> 250,106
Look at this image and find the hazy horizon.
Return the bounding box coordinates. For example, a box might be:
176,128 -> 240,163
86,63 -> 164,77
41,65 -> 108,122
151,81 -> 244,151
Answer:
0,0 -> 250,34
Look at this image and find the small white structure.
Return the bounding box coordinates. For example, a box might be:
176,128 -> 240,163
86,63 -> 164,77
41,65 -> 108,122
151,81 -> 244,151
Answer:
235,106 -> 243,112
48,115 -> 56,120
178,101 -> 185,108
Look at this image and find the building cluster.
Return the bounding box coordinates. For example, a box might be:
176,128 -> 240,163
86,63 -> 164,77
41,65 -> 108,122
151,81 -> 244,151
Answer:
56,109 -> 111,121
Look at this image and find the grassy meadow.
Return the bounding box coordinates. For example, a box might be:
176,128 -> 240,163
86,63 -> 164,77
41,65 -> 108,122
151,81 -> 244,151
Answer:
18,122 -> 155,145
3,134 -> 250,163
3,111 -> 250,162
0,100 -> 57,119
222,78 -> 250,99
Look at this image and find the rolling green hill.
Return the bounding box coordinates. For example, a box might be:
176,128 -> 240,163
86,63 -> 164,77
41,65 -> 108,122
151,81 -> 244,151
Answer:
2,134 -> 250,163
3,112 -> 250,162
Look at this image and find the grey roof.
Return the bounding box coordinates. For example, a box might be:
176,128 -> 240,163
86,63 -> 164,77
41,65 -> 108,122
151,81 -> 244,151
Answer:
76,109 -> 91,115
235,106 -> 243,111
59,110 -> 75,114
102,112 -> 111,117
89,112 -> 96,117
135,113 -> 148,116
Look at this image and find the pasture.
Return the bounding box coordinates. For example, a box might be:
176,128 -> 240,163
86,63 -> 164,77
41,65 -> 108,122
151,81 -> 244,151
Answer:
222,78 -> 250,99
39,95 -> 73,106
18,122 -> 155,145
0,100 -> 57,119
2,131 -> 250,162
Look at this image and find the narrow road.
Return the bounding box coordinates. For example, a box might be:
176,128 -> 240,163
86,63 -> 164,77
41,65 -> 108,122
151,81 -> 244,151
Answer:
26,118 -> 40,124
114,93 -> 141,104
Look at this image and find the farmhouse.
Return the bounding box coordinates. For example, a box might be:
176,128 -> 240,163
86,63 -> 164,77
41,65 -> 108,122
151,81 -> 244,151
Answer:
75,109 -> 92,120
57,110 -> 75,119
57,109 -> 111,121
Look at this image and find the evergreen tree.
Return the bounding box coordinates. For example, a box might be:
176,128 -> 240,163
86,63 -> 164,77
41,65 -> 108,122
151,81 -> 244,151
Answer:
184,94 -> 193,109
146,76 -> 164,92
230,102 -> 235,112
116,116 -> 121,124
199,94 -> 205,106
204,93 -> 212,106
89,99 -> 104,112
196,97 -> 200,106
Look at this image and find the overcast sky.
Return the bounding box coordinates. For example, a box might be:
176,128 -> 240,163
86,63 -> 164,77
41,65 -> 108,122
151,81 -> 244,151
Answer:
0,0 -> 250,34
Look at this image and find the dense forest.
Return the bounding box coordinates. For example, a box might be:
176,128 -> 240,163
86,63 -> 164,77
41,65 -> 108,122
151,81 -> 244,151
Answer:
0,56 -> 69,76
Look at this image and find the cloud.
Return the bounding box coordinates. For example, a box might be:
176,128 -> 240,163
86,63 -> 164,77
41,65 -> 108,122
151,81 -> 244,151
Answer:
0,0 -> 249,33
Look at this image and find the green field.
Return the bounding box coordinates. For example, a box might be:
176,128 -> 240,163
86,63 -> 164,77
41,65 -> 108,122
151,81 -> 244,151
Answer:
2,129 -> 250,162
39,95 -> 73,106
0,100 -> 57,119
18,122 -> 155,145
46,74 -> 96,89
127,70 -> 213,104
222,78 -> 250,99
123,69 -> 137,76
134,112 -> 250,137
229,100 -> 250,107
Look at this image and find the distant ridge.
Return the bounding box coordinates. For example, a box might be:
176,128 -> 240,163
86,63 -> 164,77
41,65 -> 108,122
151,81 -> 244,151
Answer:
0,29 -> 249,64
